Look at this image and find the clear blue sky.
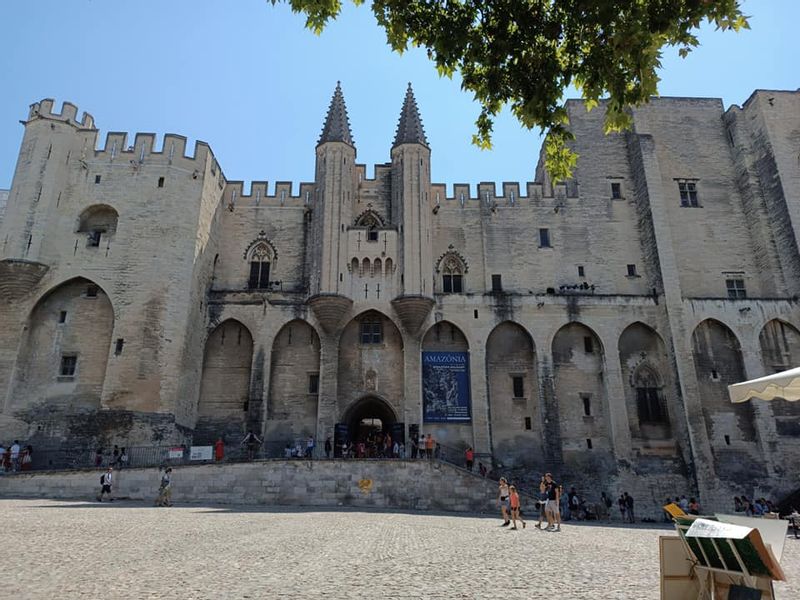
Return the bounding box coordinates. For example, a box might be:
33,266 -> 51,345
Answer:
0,0 -> 796,191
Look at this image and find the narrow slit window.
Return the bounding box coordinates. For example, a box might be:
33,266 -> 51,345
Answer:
577,265 -> 585,278
157,176 -> 165,188
582,395 -> 592,416
524,417 -> 532,430
539,228 -> 551,248
86,285 -> 99,298
114,338 -> 124,356
586,438 -> 593,449
512,376 -> 524,398
611,182 -> 622,199
626,264 -> 638,277
583,336 -> 594,353
58,311 -> 67,324
308,373 -> 320,395
491,274 -> 502,292
94,175 -> 101,184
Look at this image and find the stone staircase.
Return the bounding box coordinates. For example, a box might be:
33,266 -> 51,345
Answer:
0,458 -> 515,514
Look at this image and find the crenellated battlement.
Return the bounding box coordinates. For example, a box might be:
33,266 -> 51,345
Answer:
28,99 -> 95,128
430,180 -> 574,207
93,131 -> 216,166
222,180 -> 316,209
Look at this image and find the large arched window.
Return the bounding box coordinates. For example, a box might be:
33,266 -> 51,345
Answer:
435,247 -> 468,294
248,242 -> 272,290
441,256 -> 463,293
633,364 -> 668,424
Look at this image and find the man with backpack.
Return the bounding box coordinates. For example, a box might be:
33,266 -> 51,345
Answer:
97,467 -> 114,502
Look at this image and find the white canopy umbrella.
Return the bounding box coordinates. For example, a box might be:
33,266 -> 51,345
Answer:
728,366 -> 800,404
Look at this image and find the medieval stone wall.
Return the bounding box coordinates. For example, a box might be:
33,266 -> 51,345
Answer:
2,89 -> 800,511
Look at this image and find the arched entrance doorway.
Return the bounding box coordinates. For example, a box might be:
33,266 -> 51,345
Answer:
336,396 -> 402,457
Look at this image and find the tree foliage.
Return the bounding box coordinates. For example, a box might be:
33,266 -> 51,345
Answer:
270,1 -> 748,181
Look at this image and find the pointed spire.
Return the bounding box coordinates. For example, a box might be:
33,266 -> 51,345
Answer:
318,81 -> 354,147
393,83 -> 428,148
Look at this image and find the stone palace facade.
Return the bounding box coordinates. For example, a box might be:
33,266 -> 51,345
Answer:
1,85 -> 799,505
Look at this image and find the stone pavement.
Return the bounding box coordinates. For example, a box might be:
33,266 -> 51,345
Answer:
1,499 -> 798,599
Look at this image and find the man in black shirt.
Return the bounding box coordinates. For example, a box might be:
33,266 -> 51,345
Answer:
543,473 -> 561,532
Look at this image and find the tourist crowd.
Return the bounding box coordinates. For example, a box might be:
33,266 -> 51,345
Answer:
0,441 -> 33,472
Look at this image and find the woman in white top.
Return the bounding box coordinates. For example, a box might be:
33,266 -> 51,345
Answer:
497,477 -> 511,526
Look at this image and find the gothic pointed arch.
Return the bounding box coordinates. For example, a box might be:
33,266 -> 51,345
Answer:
618,322 -> 676,443
435,245 -> 468,294
242,230 -> 278,262
266,319 -> 321,440
354,208 -> 386,228
243,231 -> 277,290
337,311 -> 404,428
551,322 -> 611,465
10,277 -> 114,412
759,319 -> 800,424
691,318 -> 756,446
196,319 -> 254,442
485,321 -> 539,468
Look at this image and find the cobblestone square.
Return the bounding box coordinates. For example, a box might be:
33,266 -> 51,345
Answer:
1,499 -> 798,599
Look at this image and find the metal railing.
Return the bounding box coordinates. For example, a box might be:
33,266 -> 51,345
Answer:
1,439 -> 510,487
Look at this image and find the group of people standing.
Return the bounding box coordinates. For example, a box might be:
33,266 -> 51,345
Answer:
0,441 -> 32,472
497,473 -> 562,532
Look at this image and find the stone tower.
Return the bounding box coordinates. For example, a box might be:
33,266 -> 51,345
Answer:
390,84 -> 435,334
310,82 -> 357,297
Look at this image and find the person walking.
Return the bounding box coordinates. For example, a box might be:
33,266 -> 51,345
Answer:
624,492 -> 635,523
618,494 -> 627,522
509,485 -> 526,530
20,445 -> 33,471
324,437 -> 332,459
214,438 -> 225,462
465,447 -> 474,471
10,440 -> 20,472
111,445 -> 121,467
305,435 -> 315,459
94,447 -> 103,468
425,434 -> 434,459
155,467 -> 173,507
497,477 -> 511,527
97,467 -> 114,502
543,473 -> 561,531
241,431 -> 262,461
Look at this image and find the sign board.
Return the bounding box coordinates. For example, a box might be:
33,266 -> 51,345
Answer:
189,446 -> 213,461
168,447 -> 184,460
422,351 -> 471,422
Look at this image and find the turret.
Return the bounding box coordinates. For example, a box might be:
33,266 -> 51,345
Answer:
391,84 -> 433,297
1,100 -> 96,262
389,84 -> 434,334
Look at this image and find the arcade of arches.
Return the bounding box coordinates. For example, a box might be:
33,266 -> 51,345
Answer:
187,315 -> 800,478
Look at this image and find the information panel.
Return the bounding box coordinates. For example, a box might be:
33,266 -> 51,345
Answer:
422,351 -> 471,422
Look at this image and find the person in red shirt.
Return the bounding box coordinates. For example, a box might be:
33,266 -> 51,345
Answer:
509,485 -> 526,530
214,438 -> 225,462
464,447 -> 474,471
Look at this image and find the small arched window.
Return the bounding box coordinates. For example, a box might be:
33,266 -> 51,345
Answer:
351,257 -> 359,273
77,204 -> 119,248
634,365 -> 668,424
362,257 -> 370,276
373,258 -> 382,277
442,256 -> 464,293
385,258 -> 393,274
248,242 -> 272,290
